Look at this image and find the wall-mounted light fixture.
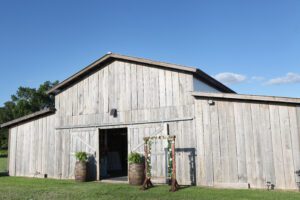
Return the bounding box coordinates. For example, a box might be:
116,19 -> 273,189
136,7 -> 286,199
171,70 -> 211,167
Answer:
110,108 -> 118,118
208,100 -> 215,106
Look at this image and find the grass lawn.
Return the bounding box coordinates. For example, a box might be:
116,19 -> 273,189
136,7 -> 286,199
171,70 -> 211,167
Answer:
0,177 -> 299,200
0,157 -> 7,172
0,149 -> 7,155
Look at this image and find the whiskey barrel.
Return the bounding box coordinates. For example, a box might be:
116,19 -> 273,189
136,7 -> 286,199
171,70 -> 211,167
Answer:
75,161 -> 87,182
129,163 -> 145,185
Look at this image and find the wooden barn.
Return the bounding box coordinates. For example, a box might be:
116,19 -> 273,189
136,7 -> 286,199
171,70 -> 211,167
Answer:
1,53 -> 300,190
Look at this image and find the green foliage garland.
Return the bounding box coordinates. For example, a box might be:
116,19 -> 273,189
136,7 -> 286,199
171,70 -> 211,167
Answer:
146,140 -> 152,177
167,140 -> 173,178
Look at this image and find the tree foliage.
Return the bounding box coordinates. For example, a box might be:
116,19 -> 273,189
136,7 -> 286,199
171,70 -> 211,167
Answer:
0,81 -> 58,149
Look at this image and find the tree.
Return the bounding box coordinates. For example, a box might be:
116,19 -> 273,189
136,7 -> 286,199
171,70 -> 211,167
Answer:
0,81 -> 58,149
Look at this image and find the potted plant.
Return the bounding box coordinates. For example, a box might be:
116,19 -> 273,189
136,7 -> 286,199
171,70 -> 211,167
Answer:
75,152 -> 88,182
128,152 -> 145,185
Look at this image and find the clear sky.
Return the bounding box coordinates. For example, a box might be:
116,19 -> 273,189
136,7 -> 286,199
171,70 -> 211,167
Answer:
0,0 -> 299,105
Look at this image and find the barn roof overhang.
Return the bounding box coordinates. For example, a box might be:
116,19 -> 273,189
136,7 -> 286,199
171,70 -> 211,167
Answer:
47,53 -> 235,95
0,108 -> 56,129
192,92 -> 300,105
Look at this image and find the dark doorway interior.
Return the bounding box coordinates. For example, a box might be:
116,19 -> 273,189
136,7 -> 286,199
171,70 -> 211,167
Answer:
99,128 -> 128,180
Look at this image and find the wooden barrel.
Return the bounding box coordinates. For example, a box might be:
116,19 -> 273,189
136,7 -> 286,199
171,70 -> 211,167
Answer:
129,163 -> 145,185
75,161 -> 87,182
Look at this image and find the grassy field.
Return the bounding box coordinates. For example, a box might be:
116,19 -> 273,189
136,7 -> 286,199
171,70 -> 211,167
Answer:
0,157 -> 7,172
0,149 -> 7,155
0,149 -> 7,173
0,177 -> 299,200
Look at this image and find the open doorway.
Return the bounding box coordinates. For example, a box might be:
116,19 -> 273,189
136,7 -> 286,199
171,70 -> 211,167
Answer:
99,128 -> 128,181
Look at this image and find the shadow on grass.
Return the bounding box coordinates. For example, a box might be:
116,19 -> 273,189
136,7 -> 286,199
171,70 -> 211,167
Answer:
177,185 -> 192,191
0,172 -> 8,177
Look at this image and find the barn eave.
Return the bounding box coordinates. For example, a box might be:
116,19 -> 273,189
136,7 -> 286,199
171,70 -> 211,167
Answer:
0,108 -> 56,129
192,92 -> 300,105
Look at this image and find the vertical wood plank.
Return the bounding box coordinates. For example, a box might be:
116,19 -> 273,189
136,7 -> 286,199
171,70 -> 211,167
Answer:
233,102 -> 247,183
210,101 -> 222,183
279,105 -> 296,189
269,104 -> 286,189
260,104 -> 275,184
124,62 -> 132,120
165,70 -> 173,107
218,101 -> 230,184
102,66 -> 109,123
251,103 -> 264,188
131,63 -> 138,111
201,100 -> 214,186
158,69 -> 166,107
288,106 -> 300,189
195,100 -> 206,186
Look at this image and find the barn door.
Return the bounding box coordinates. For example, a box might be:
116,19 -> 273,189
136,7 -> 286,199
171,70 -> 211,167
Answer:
69,129 -> 98,180
99,128 -> 128,180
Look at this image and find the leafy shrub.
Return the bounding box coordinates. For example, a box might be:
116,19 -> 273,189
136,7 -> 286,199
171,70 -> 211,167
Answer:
128,152 -> 144,164
75,152 -> 88,162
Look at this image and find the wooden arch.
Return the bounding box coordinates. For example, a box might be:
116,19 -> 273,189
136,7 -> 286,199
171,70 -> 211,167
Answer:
141,135 -> 179,192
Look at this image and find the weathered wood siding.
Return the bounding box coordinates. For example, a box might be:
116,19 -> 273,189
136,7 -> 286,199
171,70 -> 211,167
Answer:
52,59 -> 202,184
9,114 -> 55,177
8,60 -> 218,184
195,98 -> 300,189
127,120 -> 196,185
8,115 -> 98,179
55,60 -> 196,128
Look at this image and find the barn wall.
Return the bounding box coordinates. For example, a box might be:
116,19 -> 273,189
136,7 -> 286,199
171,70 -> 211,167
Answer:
8,115 -> 98,179
9,114 -> 55,177
55,60 -> 196,128
127,120 -> 196,185
195,98 -> 300,190
8,113 -> 197,185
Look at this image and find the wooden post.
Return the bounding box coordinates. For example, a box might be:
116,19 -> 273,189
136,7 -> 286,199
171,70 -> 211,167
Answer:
170,137 -> 179,192
141,139 -> 153,190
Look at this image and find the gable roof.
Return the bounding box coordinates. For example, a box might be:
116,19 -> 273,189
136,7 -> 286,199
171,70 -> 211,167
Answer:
0,108 -> 56,128
47,53 -> 235,94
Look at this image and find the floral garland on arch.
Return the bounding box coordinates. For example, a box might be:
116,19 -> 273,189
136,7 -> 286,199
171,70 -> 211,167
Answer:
144,136 -> 174,179
167,140 -> 173,178
146,140 -> 153,178
142,135 -> 179,192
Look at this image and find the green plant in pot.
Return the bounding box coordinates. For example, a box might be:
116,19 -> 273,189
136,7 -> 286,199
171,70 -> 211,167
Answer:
128,152 -> 145,185
75,152 -> 88,182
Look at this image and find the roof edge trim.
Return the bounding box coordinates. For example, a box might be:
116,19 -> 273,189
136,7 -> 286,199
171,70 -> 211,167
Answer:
0,108 -> 56,128
192,92 -> 300,104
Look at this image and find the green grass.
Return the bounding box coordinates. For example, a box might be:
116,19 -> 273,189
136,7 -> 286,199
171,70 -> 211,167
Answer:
0,149 -> 7,155
0,157 -> 7,172
0,177 -> 299,200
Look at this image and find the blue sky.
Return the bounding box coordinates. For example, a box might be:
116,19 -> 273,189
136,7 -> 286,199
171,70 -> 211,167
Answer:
0,0 -> 299,105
